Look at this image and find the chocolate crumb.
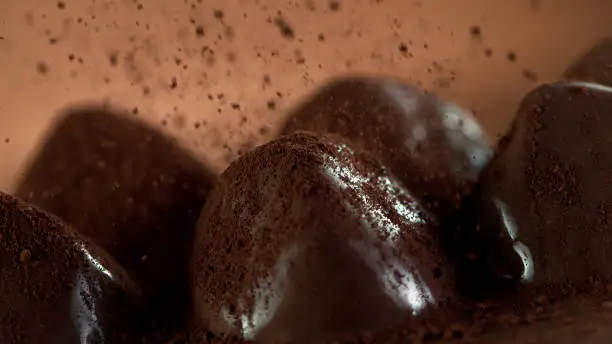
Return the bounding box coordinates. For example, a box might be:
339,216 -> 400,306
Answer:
36,61 -> 49,75
195,25 -> 205,37
231,103 -> 240,110
109,52 -> 118,67
523,69 -> 538,81
274,17 -> 295,39
470,25 -> 481,37
213,9 -> 224,19
507,51 -> 517,62
259,126 -> 270,136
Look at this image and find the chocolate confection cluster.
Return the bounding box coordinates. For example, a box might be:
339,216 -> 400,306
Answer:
2,38 -> 612,343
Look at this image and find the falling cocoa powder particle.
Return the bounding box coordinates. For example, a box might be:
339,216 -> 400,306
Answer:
213,9 -> 224,19
19,249 -> 31,263
109,52 -> 118,67
267,100 -> 276,111
223,26 -> 235,40
49,38 -> 57,45
170,77 -> 178,89
57,1 -> 65,10
195,25 -> 205,37
523,69 -> 538,81
484,48 -> 493,57
507,51 -> 517,62
398,42 -> 408,55
329,0 -> 341,11
259,126 -> 270,135
317,33 -> 325,41
4,138 -> 9,143
231,103 -> 241,110
469,25 -> 481,37
35,62 -> 49,75
273,17 -> 295,39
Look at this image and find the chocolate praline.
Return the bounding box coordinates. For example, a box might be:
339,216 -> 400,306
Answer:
191,132 -> 465,343
0,192 -> 142,343
282,76 -> 493,218
15,107 -> 214,339
456,81 -> 612,297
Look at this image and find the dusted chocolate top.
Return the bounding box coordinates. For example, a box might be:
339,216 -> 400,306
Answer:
282,77 -> 493,217
191,132 -> 462,343
456,81 -> 612,297
0,192 -> 141,344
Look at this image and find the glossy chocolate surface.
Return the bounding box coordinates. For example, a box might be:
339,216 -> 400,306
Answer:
456,81 -> 612,297
14,107 -> 214,339
0,192 -> 141,343
282,77 -> 493,218
191,132 -> 464,343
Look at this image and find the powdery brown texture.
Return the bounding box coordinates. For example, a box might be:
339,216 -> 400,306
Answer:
0,192 -> 141,344
191,132 -> 463,344
282,77 -> 493,219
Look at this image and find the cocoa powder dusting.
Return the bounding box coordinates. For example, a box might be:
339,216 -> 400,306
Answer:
191,132 -> 464,343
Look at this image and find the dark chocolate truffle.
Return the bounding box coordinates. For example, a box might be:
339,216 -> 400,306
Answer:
565,37 -> 612,87
282,77 -> 493,218
191,132 -> 462,343
456,81 -> 612,297
0,192 -> 142,343
15,107 -> 214,339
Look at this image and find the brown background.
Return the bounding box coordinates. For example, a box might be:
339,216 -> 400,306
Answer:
1,0 -> 612,192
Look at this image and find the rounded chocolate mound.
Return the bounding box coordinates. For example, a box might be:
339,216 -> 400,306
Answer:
191,132 -> 463,343
0,192 -> 142,343
456,81 -> 612,297
15,107 -> 214,340
282,77 -> 493,217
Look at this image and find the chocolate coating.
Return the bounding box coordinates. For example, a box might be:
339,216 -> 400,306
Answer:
15,107 -> 214,339
191,132 -> 463,343
565,37 -> 612,87
0,192 -> 141,343
282,77 -> 493,217
456,81 -> 612,297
